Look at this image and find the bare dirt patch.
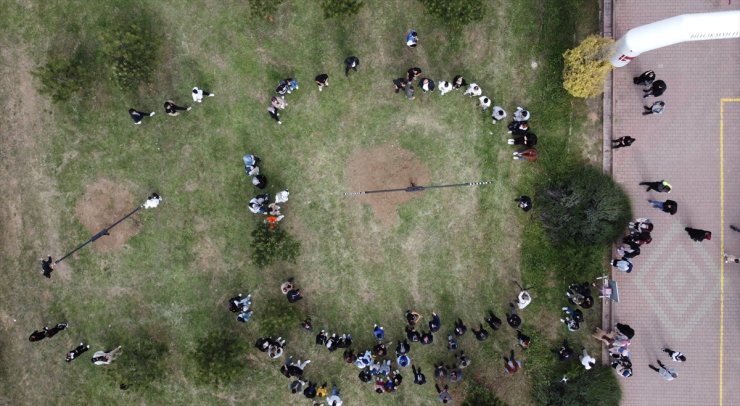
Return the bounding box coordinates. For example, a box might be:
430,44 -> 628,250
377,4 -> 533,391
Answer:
74,178 -> 139,251
344,144 -> 431,228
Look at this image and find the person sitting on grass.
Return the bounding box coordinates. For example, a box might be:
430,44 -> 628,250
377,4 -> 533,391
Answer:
472,323 -> 489,341
454,318 -> 467,336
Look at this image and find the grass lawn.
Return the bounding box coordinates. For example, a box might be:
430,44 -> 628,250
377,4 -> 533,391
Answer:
0,1 -> 616,405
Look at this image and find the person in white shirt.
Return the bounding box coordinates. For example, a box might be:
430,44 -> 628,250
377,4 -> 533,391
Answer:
143,193 -> 161,209
662,348 -> 686,362
580,348 -> 596,370
478,96 -> 491,112
192,87 -> 215,103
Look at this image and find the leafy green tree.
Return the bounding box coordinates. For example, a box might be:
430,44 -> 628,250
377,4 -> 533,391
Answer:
250,222 -> 301,267
418,0 -> 485,28
535,366 -> 621,405
462,381 -> 507,405
320,0 -> 364,18
32,54 -> 87,102
100,22 -> 159,90
562,35 -> 615,98
536,166 -> 631,245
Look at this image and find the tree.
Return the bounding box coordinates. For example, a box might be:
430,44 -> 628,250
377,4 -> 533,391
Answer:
562,35 -> 615,98
536,166 -> 631,246
535,366 -> 621,405
250,222 -> 301,267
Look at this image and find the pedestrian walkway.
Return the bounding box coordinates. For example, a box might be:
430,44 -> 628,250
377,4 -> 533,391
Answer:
609,1 -> 740,405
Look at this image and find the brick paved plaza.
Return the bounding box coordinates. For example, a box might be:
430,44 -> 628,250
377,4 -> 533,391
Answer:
608,1 -> 740,405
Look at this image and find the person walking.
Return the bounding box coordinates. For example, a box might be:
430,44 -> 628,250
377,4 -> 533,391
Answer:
612,136 -> 636,149
643,101 -> 665,116
192,87 -> 215,102
164,100 -> 191,116
640,180 -> 671,193
91,346 -> 123,365
315,74 -> 329,91
344,56 -> 360,76
128,108 -> 155,124
648,360 -> 678,381
685,227 -> 711,242
662,348 -> 686,362
633,70 -> 656,87
643,80 -> 667,98
649,199 -> 677,215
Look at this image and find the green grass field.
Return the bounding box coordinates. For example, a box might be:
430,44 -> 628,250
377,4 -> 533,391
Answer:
0,1 -> 618,405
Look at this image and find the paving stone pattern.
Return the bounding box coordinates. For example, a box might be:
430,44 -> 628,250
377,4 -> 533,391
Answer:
610,1 -> 740,405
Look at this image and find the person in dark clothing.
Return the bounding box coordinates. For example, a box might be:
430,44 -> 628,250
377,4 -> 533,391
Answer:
517,330 -> 531,349
685,227 -> 712,242
649,199 -> 678,215
406,325 -> 421,342
643,80 -> 667,98
557,340 -> 574,361
428,312 -> 441,332
640,180 -> 671,193
515,196 -> 532,212
612,136 -> 636,149
395,339 -> 410,356
252,174 -> 268,189
29,329 -> 47,342
344,56 -> 360,76
412,365 -> 426,385
303,381 -> 317,398
267,106 -> 281,124
41,255 -> 55,278
164,100 -> 190,116
643,101 -> 665,115
315,330 -> 328,346
436,383 -> 453,403
419,78 -> 435,92
507,303 -> 522,328
343,349 -> 356,364
66,342 -> 90,362
456,351 -> 471,368
359,368 -> 372,382
485,311 -> 502,330
287,288 -> 302,303
301,318 -> 313,331
472,323 -> 489,341
453,318 -> 467,336
507,121 -> 530,135
255,337 -> 271,352
508,133 -> 537,147
407,67 -> 422,82
373,342 -> 388,356
633,70 -> 656,87
315,74 -> 329,91
128,108 -> 155,124
29,322 -> 68,341
452,75 -> 467,89
406,310 -> 422,326
623,231 -> 652,246
434,363 -> 448,380
420,330 -> 434,344
393,78 -> 407,93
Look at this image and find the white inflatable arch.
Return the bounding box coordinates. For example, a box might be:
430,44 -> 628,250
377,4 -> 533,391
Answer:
610,10 -> 740,67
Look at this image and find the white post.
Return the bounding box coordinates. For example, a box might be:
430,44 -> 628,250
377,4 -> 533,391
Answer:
610,11 -> 740,67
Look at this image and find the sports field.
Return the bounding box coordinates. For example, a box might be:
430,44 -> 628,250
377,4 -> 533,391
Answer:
0,1 -> 616,404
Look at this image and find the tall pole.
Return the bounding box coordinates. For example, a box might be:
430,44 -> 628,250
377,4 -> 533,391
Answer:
344,181 -> 493,196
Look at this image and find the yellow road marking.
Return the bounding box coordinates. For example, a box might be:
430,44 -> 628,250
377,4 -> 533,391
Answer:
719,98 -> 740,406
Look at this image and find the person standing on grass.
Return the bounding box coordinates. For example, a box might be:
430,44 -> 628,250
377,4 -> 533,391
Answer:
412,365 -> 427,385
633,70 -> 656,87
393,77 -> 407,94
643,100 -> 665,115
405,83 -> 416,100
128,108 -> 155,124
344,56 -> 360,77
267,106 -> 281,124
580,348 -> 596,370
649,360 -> 677,381
640,180 -> 671,193
406,30 -> 418,47
662,348 -> 686,362
612,136 -> 636,149
649,199 -> 677,215
164,100 -> 191,116
40,255 -> 55,278
685,227 -> 712,242
192,87 -> 215,102
315,74 -> 329,91
91,346 -> 123,365
435,384 -> 452,403
643,79 -> 667,98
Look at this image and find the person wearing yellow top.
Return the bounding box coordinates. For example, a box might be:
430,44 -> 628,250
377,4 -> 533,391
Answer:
316,383 -> 328,397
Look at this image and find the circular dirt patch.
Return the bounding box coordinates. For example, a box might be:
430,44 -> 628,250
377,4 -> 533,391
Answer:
344,144 -> 431,227
74,178 -> 139,252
